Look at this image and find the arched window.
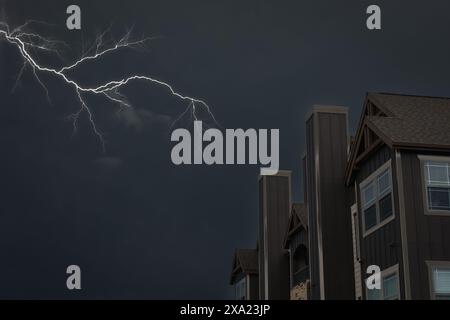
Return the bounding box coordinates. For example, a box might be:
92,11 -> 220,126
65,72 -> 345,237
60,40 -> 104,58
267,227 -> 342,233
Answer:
293,245 -> 309,272
292,244 -> 309,285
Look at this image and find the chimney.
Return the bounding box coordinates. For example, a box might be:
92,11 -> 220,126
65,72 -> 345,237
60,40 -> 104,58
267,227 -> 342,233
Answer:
258,171 -> 291,300
304,105 -> 355,299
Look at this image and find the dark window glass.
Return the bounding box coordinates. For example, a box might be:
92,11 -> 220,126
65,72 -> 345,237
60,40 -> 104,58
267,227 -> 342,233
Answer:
433,267 -> 450,298
378,171 -> 391,195
383,274 -> 399,300
379,193 -> 393,221
293,245 -> 308,272
428,187 -> 450,210
366,288 -> 381,300
426,162 -> 449,185
235,278 -> 246,300
363,183 -> 375,206
364,204 -> 377,231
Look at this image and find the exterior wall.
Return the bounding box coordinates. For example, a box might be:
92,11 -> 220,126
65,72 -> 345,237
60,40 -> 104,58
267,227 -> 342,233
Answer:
355,145 -> 405,299
290,281 -> 310,300
289,228 -> 309,288
305,107 -> 355,299
232,272 -> 259,300
258,180 -> 265,299
351,204 -> 363,299
399,150 -> 450,299
258,173 -> 291,300
302,155 -> 308,203
305,115 -> 320,299
232,272 -> 246,300
248,274 -> 259,300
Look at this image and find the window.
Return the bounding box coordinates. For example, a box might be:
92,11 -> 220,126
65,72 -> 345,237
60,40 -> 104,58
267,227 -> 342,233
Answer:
366,265 -> 399,300
235,277 -> 246,300
430,265 -> 450,300
379,194 -> 393,221
292,245 -> 309,286
424,161 -> 450,211
361,165 -> 394,234
366,287 -> 381,300
383,274 -> 399,300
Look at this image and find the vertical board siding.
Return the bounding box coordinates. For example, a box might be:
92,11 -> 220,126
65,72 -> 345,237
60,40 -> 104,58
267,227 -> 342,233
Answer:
248,274 -> 259,300
317,113 -> 354,299
401,151 -> 450,299
306,111 -> 355,299
351,207 -> 363,299
259,175 -> 291,299
305,116 -> 320,299
290,228 -> 308,251
356,145 -> 403,298
258,180 -> 265,299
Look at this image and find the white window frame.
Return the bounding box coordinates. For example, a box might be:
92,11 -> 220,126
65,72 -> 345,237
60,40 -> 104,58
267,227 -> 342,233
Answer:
235,276 -> 247,300
426,260 -> 450,300
351,204 -> 363,299
359,160 -> 395,237
419,155 -> 450,216
365,264 -> 400,300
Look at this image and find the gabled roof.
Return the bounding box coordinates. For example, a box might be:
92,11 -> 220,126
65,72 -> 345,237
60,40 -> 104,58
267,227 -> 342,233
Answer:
368,93 -> 450,148
283,203 -> 308,249
346,92 -> 450,185
229,248 -> 258,284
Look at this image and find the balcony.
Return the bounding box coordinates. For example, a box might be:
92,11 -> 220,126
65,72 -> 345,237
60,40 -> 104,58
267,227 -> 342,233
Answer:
292,266 -> 309,287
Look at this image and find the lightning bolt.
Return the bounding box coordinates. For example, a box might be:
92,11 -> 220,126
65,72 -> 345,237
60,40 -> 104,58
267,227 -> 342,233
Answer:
0,19 -> 218,152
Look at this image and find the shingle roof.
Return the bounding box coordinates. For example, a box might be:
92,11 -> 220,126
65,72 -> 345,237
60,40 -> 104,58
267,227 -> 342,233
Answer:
283,203 -> 308,249
367,93 -> 450,148
292,203 -> 308,229
230,248 -> 258,284
235,249 -> 258,274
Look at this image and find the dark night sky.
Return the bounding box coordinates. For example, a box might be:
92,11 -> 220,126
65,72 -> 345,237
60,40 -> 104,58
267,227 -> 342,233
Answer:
1,0 -> 450,299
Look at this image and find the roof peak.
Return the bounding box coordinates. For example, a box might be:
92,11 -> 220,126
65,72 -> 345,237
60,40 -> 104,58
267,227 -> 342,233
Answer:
369,92 -> 450,101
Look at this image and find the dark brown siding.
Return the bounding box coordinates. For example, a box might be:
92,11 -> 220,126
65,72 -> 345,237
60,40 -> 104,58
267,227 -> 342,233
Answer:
360,221 -> 400,269
302,155 -> 307,203
289,228 -> 309,288
306,109 -> 354,299
258,180 -> 265,299
357,146 -> 391,181
305,116 -> 320,299
356,145 -> 404,298
400,150 -> 450,299
317,112 -> 354,299
258,174 -> 291,299
248,274 -> 259,300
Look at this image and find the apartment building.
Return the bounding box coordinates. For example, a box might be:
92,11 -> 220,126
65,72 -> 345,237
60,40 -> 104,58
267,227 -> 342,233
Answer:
230,92 -> 450,300
346,93 -> 450,300
230,248 -> 259,300
230,172 -> 291,300
304,105 -> 355,299
283,203 -> 309,300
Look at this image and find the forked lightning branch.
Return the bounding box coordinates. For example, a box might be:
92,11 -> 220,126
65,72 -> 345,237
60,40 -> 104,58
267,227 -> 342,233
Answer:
0,18 -> 216,152
0,17 -> 280,174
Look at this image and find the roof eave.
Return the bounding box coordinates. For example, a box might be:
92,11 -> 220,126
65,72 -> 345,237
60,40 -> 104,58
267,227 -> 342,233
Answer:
392,142 -> 450,153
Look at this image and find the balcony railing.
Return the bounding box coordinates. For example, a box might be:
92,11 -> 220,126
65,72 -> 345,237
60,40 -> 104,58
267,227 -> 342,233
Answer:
292,266 -> 309,286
